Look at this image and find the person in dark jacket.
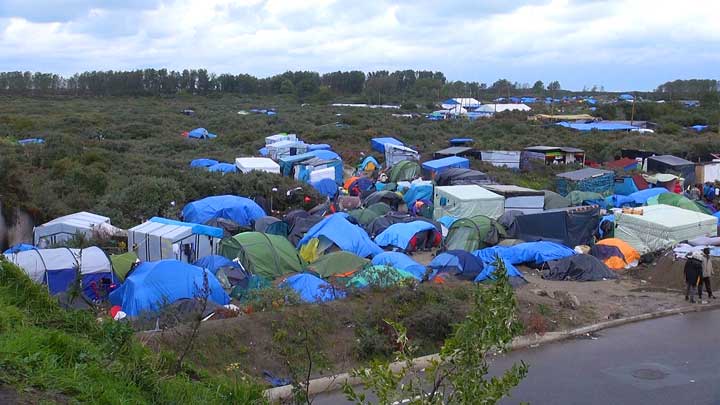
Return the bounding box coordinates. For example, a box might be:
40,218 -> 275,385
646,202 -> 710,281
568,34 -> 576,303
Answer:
684,253 -> 703,303
698,248 -> 715,300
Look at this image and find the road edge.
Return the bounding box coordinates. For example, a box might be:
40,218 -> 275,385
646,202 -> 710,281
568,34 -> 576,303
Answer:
264,302 -> 720,402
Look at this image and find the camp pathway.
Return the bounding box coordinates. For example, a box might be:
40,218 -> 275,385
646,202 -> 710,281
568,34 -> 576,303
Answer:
312,309 -> 720,404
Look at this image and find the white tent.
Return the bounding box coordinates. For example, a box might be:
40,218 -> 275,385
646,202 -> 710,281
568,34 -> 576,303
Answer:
128,217 -> 223,263
266,140 -> 308,160
474,104 -> 531,113
441,98 -> 481,109
235,157 -> 281,174
433,185 -> 505,220
482,185 -> 545,214
34,211 -> 113,247
479,151 -> 521,169
384,143 -> 420,168
265,133 -> 297,146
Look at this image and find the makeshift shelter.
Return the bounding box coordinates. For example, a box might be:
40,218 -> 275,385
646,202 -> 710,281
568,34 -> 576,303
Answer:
279,151 -> 343,184
592,238 -> 640,270
610,188 -> 667,208
194,255 -> 249,289
498,210 -> 524,239
366,213 -> 440,237
647,193 -> 712,215
129,217 -> 223,263
542,190 -> 571,210
182,195 -> 266,228
514,206 -> 601,247
346,265 -> 415,289
473,241 -> 575,282
280,273 -> 345,303
556,168 -> 615,196
266,140 -> 309,160
371,252 -> 426,280
297,214 -> 383,258
543,255 -> 618,281
605,158 -> 640,171
344,176 -> 375,196
646,155 -> 695,184
253,216 -> 288,236
110,251 -> 138,282
358,156 -> 381,173
695,162 -> 720,183
403,183 -> 434,207
185,128 -> 217,139
287,215 -> 324,246
435,168 -> 490,186
374,221 -> 441,252
444,215 -> 505,252
190,158 -> 219,168
371,137 -> 404,153
483,185 -> 545,214
613,176 -> 640,195
307,252 -> 369,278
207,163 -> 238,173
433,185 -> 505,220
428,250 -> 484,281
349,203 -> 392,226
363,191 -> 404,210
521,146 -> 585,169
235,157 -> 281,174
384,143 -> 420,167
479,151 -> 521,169
449,138 -> 474,146
33,211 -> 114,247
18,138 -> 45,145
566,191 -> 604,206
109,260 -> 229,317
221,232 -> 303,279
3,243 -> 35,255
387,160 -> 421,183
311,178 -> 339,199
614,205 -> 717,254
266,133 -> 297,145
5,247 -> 114,300
421,157 -> 470,179
433,147 -> 474,159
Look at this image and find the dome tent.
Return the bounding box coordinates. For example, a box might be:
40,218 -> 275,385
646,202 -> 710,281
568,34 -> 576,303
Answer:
374,221 -> 441,253
185,127 -> 217,139
220,232 -> 303,279
371,252 -> 426,279
280,273 -> 346,303
297,214 -> 383,258
428,250 -> 484,281
387,160 -> 421,183
190,158 -> 219,168
193,255 -> 250,289
444,215 -> 506,252
182,195 -> 266,228
306,251 -> 369,278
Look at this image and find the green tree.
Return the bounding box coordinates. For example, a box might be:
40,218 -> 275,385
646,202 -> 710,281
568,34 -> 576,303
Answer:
532,80 -> 545,94
547,81 -> 561,91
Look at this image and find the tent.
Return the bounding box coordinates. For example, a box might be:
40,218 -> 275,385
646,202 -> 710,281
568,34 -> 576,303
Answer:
371,252 -> 426,279
514,206 -> 600,247
363,191 -> 404,210
186,128 -> 217,139
614,204 -> 717,254
374,221 -> 440,252
371,137 -> 404,153
109,260 -> 229,317
194,255 -> 249,289
498,210 -> 524,239
387,160 -> 421,183
543,255 -> 618,281
646,155 -> 695,185
182,195 -> 266,228
297,214 -> 383,258
444,215 -> 505,252
403,183 -> 434,207
266,140 -> 309,160
566,191 -> 604,206
428,250 -> 484,281
280,273 -> 345,303
287,215 -> 324,247
110,251 -> 138,282
253,216 -> 288,236
421,157 -> 470,179
483,185 -> 545,214
235,157 -> 281,174
542,190 -> 571,210
384,143 -> 420,167
221,232 -> 303,279
556,168 -> 615,196
349,203 -> 392,226
435,168 -> 490,186
366,212 -> 440,238
3,243 -> 36,255
613,176 -> 640,196
592,238 -> 640,270
433,185 -> 505,220
34,211 -> 113,247
358,156 -> 381,173
5,247 -> 114,300
129,217 -> 223,263
207,163 -> 238,173
306,251 -> 369,278
473,241 -> 575,282
311,178 -> 339,199
647,193 -> 712,215
610,188 -> 667,208
190,158 -> 219,168
345,176 -> 375,196
346,265 -> 416,289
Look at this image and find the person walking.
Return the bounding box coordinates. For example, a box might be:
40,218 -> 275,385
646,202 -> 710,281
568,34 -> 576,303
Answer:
684,253 -> 703,303
698,248 -> 715,300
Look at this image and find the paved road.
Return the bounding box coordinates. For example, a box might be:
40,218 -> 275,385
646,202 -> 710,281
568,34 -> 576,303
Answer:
314,309 -> 720,404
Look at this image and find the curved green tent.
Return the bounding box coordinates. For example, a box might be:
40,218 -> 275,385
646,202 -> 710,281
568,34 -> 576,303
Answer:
647,193 -> 712,214
220,232 -> 303,279
307,251 -> 369,278
566,190 -> 603,206
110,251 -> 139,282
444,215 -> 507,252
542,190 -> 571,210
349,202 -> 392,225
388,160 -> 421,183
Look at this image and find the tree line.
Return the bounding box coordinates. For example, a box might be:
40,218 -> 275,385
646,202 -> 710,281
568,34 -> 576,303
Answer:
655,79 -> 719,99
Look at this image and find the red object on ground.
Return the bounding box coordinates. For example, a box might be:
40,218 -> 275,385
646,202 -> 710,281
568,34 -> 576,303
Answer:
110,305 -> 121,318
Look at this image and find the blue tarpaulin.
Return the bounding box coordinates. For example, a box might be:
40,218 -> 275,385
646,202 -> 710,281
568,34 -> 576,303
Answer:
359,156 -> 381,171
182,195 -> 265,227
610,188 -> 668,207
297,214 -> 383,258
109,260 -> 230,316
149,217 -> 224,238
308,144 -> 332,151
311,178 -> 339,198
613,177 -> 639,195
187,128 -> 217,139
449,138 -> 473,146
403,184 -> 433,206
18,138 -> 45,145
258,147 -> 269,156
556,122 -> 639,131
207,163 -> 238,173
437,216 -> 458,230
281,273 -> 345,303
193,255 -> 241,274
3,243 -> 36,254
371,252 -> 426,279
691,125 -> 709,132
190,158 -> 219,168
371,137 -> 404,153
374,221 -> 437,251
422,156 -> 470,177
473,241 -> 576,282
428,250 -> 483,280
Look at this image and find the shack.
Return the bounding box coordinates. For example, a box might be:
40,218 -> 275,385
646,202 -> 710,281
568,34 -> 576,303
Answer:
521,146 -> 585,170
646,155 -> 695,184
556,168 -> 615,195
479,150 -> 521,169
433,146 -> 474,159
128,217 -> 223,263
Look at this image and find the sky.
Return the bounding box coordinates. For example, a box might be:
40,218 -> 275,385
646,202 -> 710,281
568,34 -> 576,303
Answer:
0,0 -> 718,91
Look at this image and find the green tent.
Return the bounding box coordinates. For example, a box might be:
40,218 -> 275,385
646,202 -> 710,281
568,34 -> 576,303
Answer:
346,265 -> 415,289
230,275 -> 271,301
220,232 -> 303,279
110,251 -> 138,282
388,160 -> 421,183
566,190 -> 603,206
647,193 -> 712,215
349,202 -> 392,225
307,251 -> 369,278
444,215 -> 507,252
542,190 -> 571,210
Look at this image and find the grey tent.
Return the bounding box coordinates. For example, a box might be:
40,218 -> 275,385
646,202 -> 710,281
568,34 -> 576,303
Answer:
253,216 -> 288,237
288,216 -> 324,246
543,254 -> 618,281
542,190 -> 571,210
435,168 -> 490,186
498,210 -> 524,239
363,191 -> 404,210
514,206 -> 600,247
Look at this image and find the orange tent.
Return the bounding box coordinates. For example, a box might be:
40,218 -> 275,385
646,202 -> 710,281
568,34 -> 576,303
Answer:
344,176 -> 359,191
597,238 -> 640,270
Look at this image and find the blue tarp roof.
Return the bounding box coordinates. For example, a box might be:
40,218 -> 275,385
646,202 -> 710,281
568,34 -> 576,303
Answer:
311,178 -> 339,198
556,122 -> 639,131
193,255 -> 241,275
258,147 -> 269,156
374,221 -> 437,251
403,184 -> 433,206
421,156 -> 470,173
109,260 -> 229,316
371,252 -> 426,280
619,94 -> 634,100
308,144 -> 332,151
149,217 -> 224,238
371,137 -> 404,153
190,158 -> 219,168
297,214 -> 383,258
691,125 -> 709,131
428,250 -> 483,279
610,188 -> 668,207
437,216 -> 458,229
281,273 -> 345,303
187,127 -> 217,139
449,138 -> 473,144
207,163 -> 238,173
18,138 -> 45,145
3,243 -> 36,254
473,241 -> 576,282
359,156 -> 381,171
182,195 -> 265,227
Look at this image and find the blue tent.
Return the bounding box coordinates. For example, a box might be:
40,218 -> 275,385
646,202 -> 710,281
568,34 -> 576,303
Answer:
109,260 -> 229,316
449,138 -> 473,146
610,188 -> 667,208
3,243 -> 36,254
473,241 -> 576,282
258,147 -> 269,156
403,184 -> 433,207
187,128 -> 217,139
618,94 -> 634,101
374,221 -> 437,252
207,163 -> 238,173
359,156 -> 381,172
308,144 -> 332,151
182,195 -> 266,227
371,137 -> 404,153
613,177 -> 639,196
190,158 -> 219,168
280,273 -> 345,303
428,250 -> 483,281
421,156 -> 469,178
691,125 -> 709,132
193,255 -> 241,275
279,150 -> 343,184
18,138 -> 45,145
437,216 -> 458,230
310,178 -> 339,199
371,252 -> 426,279
297,214 -> 383,258
520,97 -> 537,104
556,122 -> 639,131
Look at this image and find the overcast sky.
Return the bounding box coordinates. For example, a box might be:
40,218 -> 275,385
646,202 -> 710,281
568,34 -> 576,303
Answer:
0,0 -> 717,91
